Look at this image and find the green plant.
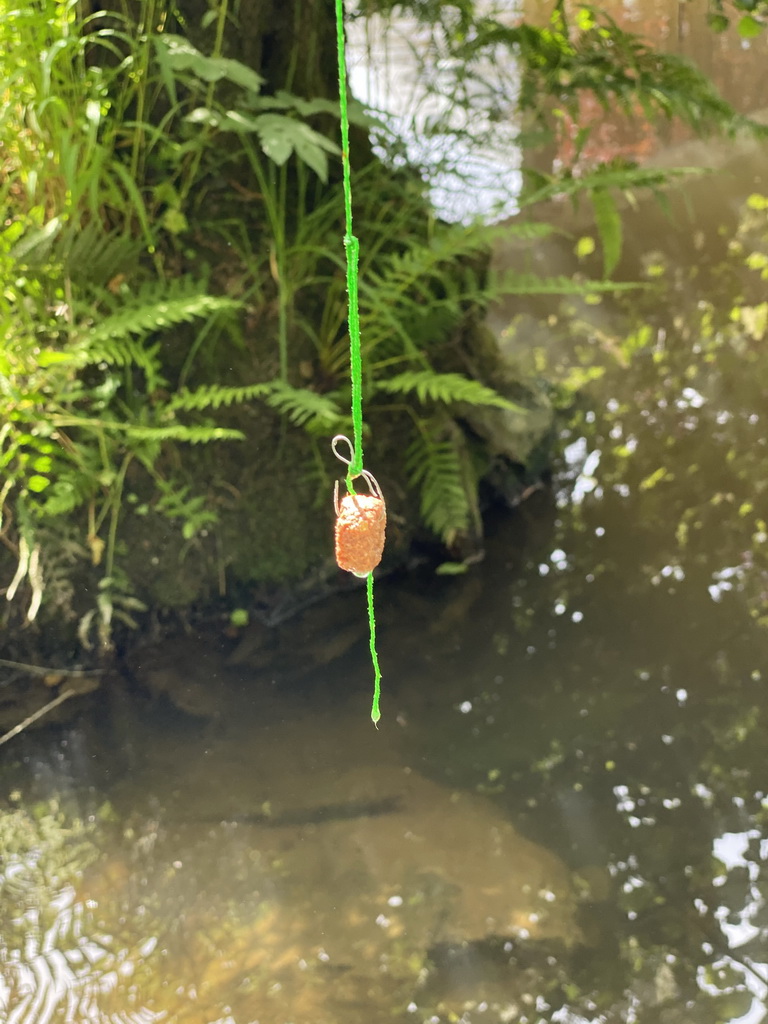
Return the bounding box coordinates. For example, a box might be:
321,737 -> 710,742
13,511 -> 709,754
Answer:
150,29 -> 371,381
320,200 -> 641,543
0,221 -> 259,636
3,0 -> 759,635
0,0 -> 165,251
0,1 -> 368,638
211,149 -> 650,548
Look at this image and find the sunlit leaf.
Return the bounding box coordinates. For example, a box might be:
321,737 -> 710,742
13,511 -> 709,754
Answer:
9,217 -> 62,260
738,15 -> 763,38
37,350 -> 74,367
591,188 -> 622,277
575,236 -> 596,259
155,35 -> 264,93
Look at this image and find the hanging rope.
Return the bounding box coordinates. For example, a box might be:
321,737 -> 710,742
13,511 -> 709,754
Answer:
334,0 -> 383,725
335,0 -> 363,483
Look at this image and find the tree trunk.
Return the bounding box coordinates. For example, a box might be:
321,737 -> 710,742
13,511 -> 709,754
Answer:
176,0 -> 340,100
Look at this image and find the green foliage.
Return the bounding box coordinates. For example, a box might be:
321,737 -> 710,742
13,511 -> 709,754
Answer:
2,0 -> 762,628
707,0 -> 768,34
521,163 -> 701,208
487,270 -> 640,297
86,277 -> 240,347
263,382 -> 347,433
187,106 -> 341,182
278,172 -> 641,545
0,226 -> 249,635
0,0 -> 349,250
168,382 -> 273,412
0,1 -> 157,246
154,32 -> 266,92
0,0 -> 363,637
589,189 -> 623,277
78,572 -> 149,649
405,418 -> 478,544
456,5 -> 767,138
270,164 -> 651,545
376,370 -> 523,410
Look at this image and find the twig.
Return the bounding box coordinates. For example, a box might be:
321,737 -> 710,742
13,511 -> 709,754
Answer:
0,688 -> 76,748
0,658 -> 104,678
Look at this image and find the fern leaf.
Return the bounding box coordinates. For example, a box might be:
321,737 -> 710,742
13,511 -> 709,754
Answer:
168,382 -> 273,412
406,419 -> 471,543
264,382 -> 343,429
71,278 -> 241,393
73,336 -> 163,391
122,424 -> 244,444
521,164 -> 700,208
591,188 -> 623,277
59,222 -> 143,288
88,293 -> 238,343
78,277 -> 240,345
38,474 -> 98,518
487,270 -> 642,295
377,371 -> 525,411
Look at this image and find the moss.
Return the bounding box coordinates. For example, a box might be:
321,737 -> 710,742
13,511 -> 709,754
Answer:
216,432 -> 331,585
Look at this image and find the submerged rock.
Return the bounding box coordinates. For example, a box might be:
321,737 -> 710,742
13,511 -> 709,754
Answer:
227,762 -> 580,961
95,701 -> 583,1022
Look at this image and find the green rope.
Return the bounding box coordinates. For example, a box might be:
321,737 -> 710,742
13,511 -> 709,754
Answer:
335,0 -> 363,486
335,0 -> 382,725
367,573 -> 381,725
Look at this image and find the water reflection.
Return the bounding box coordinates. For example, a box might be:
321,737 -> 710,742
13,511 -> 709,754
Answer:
348,0 -> 768,220
528,0 -> 768,169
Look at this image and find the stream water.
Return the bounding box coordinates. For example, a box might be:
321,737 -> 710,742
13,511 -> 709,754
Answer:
3,5 -> 768,1024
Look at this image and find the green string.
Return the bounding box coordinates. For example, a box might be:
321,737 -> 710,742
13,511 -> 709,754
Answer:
335,0 -> 382,725
367,573 -> 381,724
335,0 -> 363,485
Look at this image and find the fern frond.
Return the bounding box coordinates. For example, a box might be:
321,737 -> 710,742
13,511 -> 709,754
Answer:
377,370 -> 525,411
123,424 -> 244,443
487,271 -> 643,295
406,419 -> 471,543
59,222 -> 143,287
69,278 -> 241,393
365,228 -> 476,302
264,382 -> 344,429
80,277 -> 240,344
360,220 -> 580,366
521,163 -> 700,208
38,474 -> 98,518
168,382 -> 273,412
73,336 -> 163,388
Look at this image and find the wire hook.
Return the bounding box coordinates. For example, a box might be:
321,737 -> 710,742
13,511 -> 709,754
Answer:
331,433 -> 355,468
331,435 -> 383,515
